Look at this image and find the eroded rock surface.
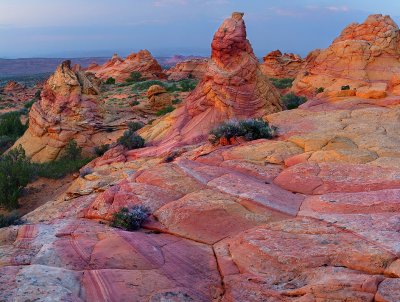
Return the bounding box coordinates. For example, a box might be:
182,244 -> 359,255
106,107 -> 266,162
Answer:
293,14 -> 400,99
260,50 -> 304,79
139,12 -> 282,149
87,50 -> 165,83
166,58 -> 208,81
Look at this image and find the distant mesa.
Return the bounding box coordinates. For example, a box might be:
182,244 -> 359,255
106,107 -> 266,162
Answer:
292,14 -> 400,99
87,50 -> 165,83
260,50 -> 304,79
139,12 -> 282,149
12,60 -> 109,162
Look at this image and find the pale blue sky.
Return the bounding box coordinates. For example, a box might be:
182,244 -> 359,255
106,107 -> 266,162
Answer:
0,0 -> 399,58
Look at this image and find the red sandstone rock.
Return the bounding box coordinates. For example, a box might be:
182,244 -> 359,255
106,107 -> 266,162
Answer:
2,80 -> 25,93
274,162 -> 400,194
375,278 -> 400,302
147,84 -> 172,110
87,50 -> 165,82
166,58 -> 208,81
11,60 -> 108,162
139,12 -> 282,150
293,14 -> 400,98
260,50 -> 304,79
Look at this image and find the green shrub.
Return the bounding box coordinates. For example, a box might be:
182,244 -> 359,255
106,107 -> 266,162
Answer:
0,146 -> 33,210
128,121 -> 144,132
270,78 -> 294,89
0,112 -> 27,139
156,105 -> 175,116
209,119 -> 276,145
316,87 -> 324,94
281,93 -> 307,110
34,140 -> 91,179
166,83 -> 179,92
35,90 -> 41,99
24,99 -> 36,109
130,100 -> 140,106
62,140 -> 82,161
126,72 -> 143,83
105,77 -> 116,85
172,99 -> 181,105
110,205 -> 150,231
0,135 -> 15,154
117,124 -> 145,150
94,144 -> 110,157
0,212 -> 22,228
341,85 -> 350,90
131,80 -> 166,92
178,79 -> 198,92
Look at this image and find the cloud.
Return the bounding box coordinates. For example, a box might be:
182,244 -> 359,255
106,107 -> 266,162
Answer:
153,0 -> 187,7
326,6 -> 349,12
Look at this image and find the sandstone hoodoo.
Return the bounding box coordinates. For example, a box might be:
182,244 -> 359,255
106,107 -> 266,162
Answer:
260,50 -> 304,79
12,60 -> 105,162
140,12 -> 282,147
166,58 -> 208,81
147,85 -> 172,111
87,50 -> 165,83
293,14 -> 400,98
2,80 -> 26,93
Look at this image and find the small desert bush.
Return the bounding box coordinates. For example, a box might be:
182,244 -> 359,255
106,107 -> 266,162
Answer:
132,80 -> 165,92
209,119 -> 276,145
281,93 -> 307,110
179,79 -> 198,92
34,140 -> 91,179
0,212 -> 22,228
118,124 -> 145,150
94,144 -> 110,157
105,77 -> 116,85
0,135 -> 15,154
24,99 -> 36,109
316,87 -> 324,94
172,98 -> 181,105
127,121 -> 144,132
126,72 -> 143,83
130,100 -> 140,106
0,146 -> 33,210
0,111 -> 27,140
341,85 -> 350,90
270,78 -> 294,89
110,206 -> 150,231
156,105 -> 175,116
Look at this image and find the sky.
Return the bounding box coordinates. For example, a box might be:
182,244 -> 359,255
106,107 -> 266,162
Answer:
0,0 -> 399,59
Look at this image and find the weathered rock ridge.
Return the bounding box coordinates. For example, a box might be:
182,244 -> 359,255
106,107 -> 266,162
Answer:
12,61 -> 107,162
260,50 -> 304,79
166,58 -> 208,81
140,12 -> 282,149
87,50 -> 165,83
293,14 -> 400,98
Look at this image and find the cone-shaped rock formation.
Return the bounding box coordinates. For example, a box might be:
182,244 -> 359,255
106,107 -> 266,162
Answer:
140,12 -> 282,148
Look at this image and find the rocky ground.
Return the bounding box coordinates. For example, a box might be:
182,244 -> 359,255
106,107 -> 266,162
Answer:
0,12 -> 400,302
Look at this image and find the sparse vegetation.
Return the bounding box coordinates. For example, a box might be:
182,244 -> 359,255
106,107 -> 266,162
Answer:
117,124 -> 145,150
156,105 -> 175,116
24,99 -> 36,109
178,79 -> 198,92
316,87 -> 325,94
0,111 -> 28,154
341,85 -> 350,90
94,144 -> 110,157
209,118 -> 276,145
130,100 -> 140,106
172,98 -> 182,105
270,78 -> 294,89
105,77 -> 116,85
0,212 -> 22,228
126,72 -> 143,83
111,206 -> 150,231
281,93 -> 307,110
131,80 -> 165,92
33,140 -> 91,179
0,146 -> 33,210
